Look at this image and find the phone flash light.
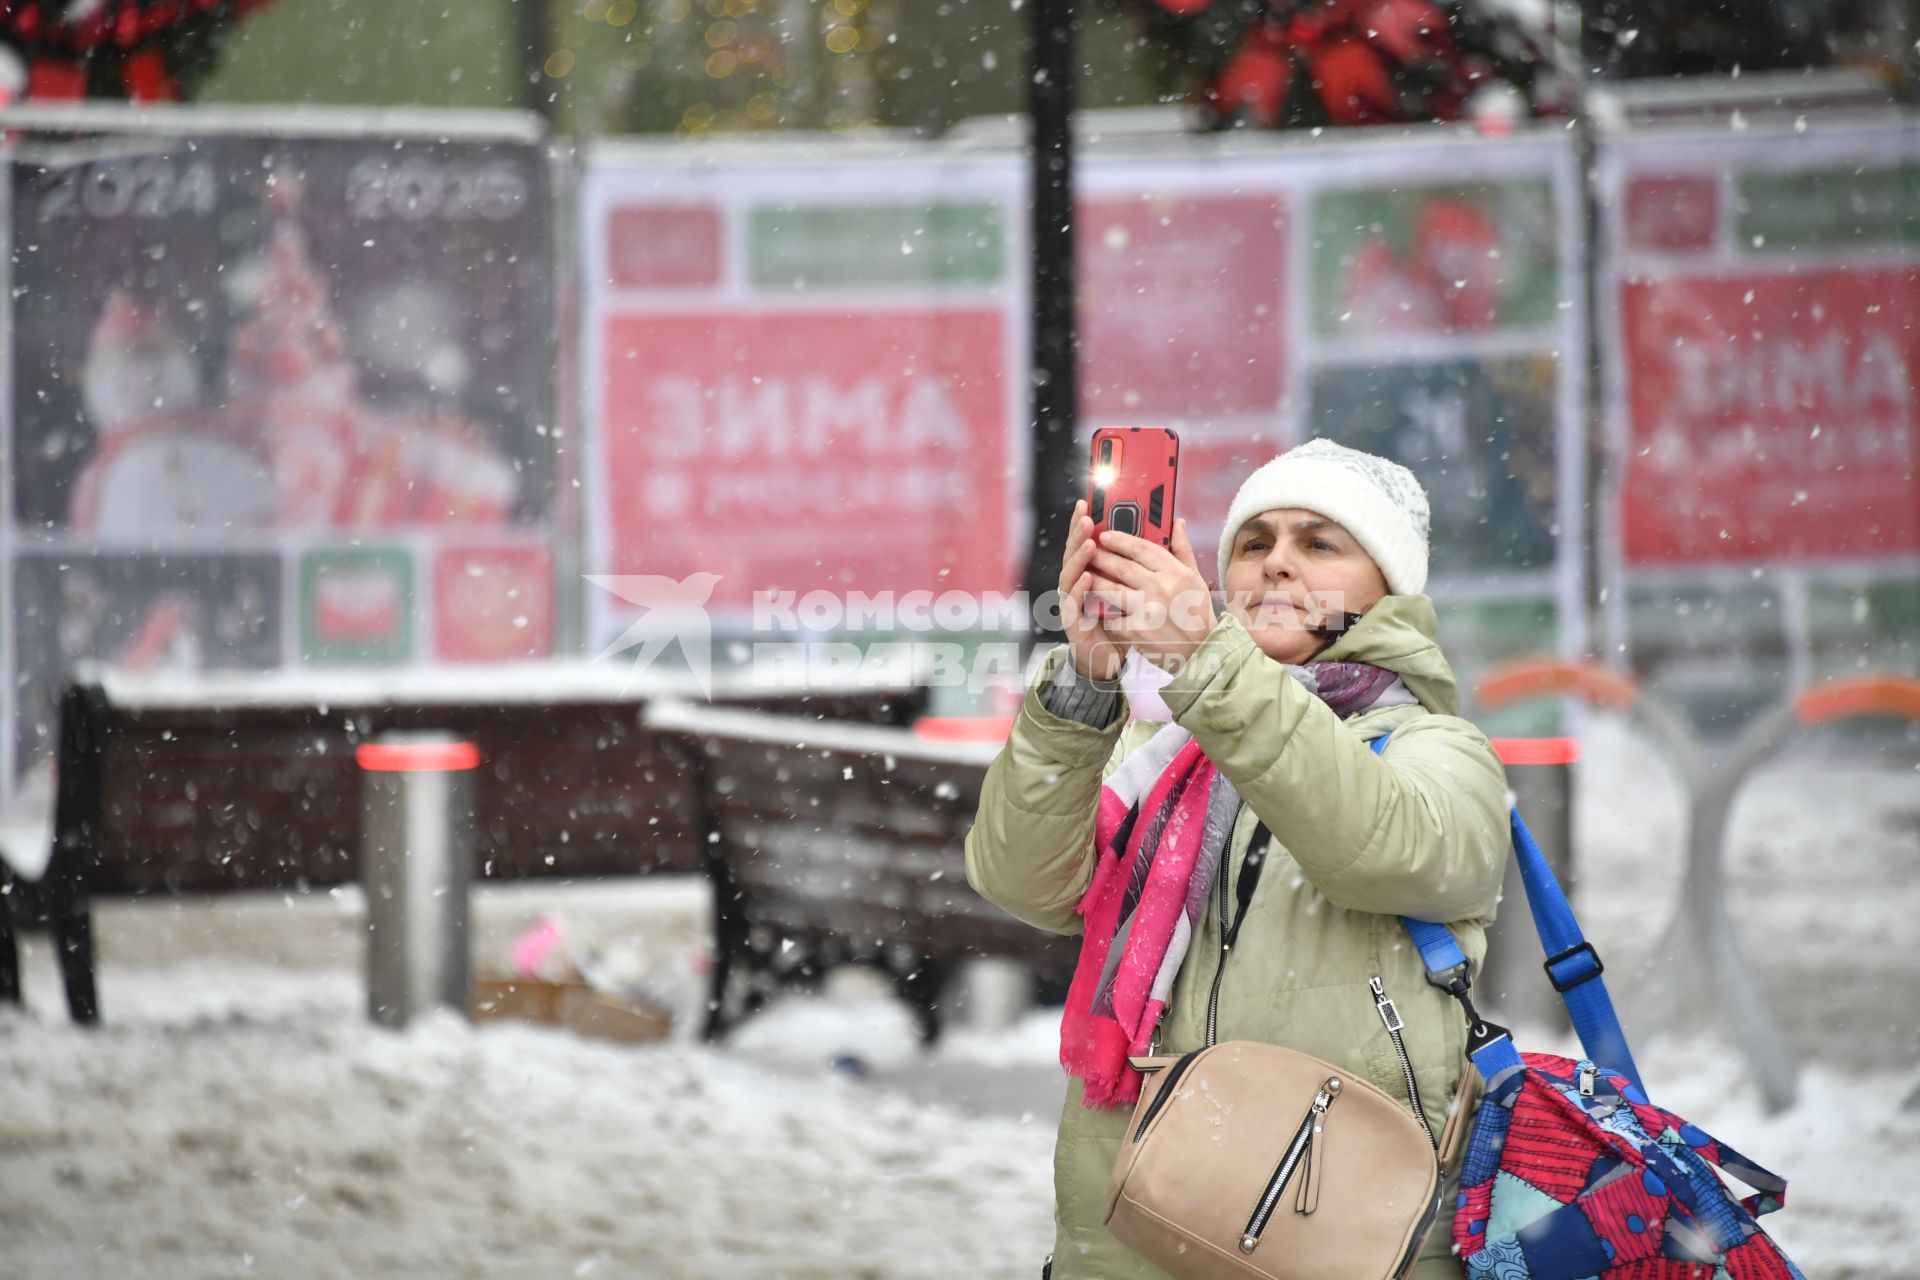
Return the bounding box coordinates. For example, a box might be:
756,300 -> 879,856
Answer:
1093,465 -> 1116,487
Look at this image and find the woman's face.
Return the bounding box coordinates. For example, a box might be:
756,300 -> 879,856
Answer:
1222,507 -> 1391,664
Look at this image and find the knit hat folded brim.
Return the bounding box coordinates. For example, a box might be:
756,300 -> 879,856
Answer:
1214,439 -> 1431,596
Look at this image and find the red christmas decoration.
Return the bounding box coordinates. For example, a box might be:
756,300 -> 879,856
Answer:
1129,0 -> 1561,130
2,0 -> 275,102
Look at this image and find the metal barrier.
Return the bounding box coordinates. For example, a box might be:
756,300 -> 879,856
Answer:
1471,658 -> 1704,1042
1632,673 -> 1920,1112
1478,658 -> 1920,1113
1475,658 -> 1707,781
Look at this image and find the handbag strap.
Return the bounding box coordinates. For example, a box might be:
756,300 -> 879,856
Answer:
1366,733 -> 1647,1095
1147,816 -> 1271,1055
1666,1123 -> 1790,1219
1224,819 -> 1273,950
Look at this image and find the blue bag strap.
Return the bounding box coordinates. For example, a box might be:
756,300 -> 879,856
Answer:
1507,805 -> 1644,1090
1366,732 -> 1644,1093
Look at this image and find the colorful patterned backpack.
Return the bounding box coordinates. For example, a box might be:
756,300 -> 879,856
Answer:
1370,736 -> 1807,1279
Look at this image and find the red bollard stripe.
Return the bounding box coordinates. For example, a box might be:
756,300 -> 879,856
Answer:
1489,736 -> 1581,767
355,741 -> 481,773
913,715 -> 1016,743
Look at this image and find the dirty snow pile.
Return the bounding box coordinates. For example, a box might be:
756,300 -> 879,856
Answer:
0,957 -> 1055,1280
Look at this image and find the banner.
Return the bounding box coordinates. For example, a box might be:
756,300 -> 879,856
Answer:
1306,357 -> 1561,574
1074,139 -> 1588,716
10,550 -> 284,784
1620,270 -> 1917,563
1597,118 -> 1920,725
580,155 -> 1027,639
9,135 -> 552,537
4,119 -> 555,786
1076,191 -> 1288,423
579,137 -> 1585,718
599,308 -> 1010,599
1309,181 -> 1559,338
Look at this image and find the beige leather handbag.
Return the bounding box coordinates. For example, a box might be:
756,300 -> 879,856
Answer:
1103,1039 -> 1469,1280
1098,821 -> 1478,1280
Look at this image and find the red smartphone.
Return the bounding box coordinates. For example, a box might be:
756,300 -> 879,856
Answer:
1086,426 -> 1179,617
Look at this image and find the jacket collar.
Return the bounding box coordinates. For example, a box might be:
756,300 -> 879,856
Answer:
1310,594 -> 1460,717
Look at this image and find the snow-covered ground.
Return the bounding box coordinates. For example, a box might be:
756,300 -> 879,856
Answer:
1,717 -> 1916,1278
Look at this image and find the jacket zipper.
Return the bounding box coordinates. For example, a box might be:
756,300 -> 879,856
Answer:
1238,1076 -> 1341,1253
1131,1049 -> 1203,1142
1205,856 -> 1231,1047
1371,975 -> 1438,1152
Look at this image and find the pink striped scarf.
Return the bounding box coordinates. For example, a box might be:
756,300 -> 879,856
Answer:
1060,660 -> 1408,1109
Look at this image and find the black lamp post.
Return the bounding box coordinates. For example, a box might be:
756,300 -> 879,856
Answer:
1024,0 -> 1081,653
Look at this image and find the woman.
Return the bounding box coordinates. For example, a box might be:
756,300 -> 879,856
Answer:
965,439 -> 1509,1280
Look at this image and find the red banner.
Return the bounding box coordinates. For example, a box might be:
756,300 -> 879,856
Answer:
608,205 -> 724,289
433,543 -> 554,662
1077,193 -> 1287,421
1620,269 -> 1920,564
598,309 -> 1012,606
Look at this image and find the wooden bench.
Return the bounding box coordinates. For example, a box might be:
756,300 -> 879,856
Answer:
643,700 -> 1075,1044
1,661 -> 928,1022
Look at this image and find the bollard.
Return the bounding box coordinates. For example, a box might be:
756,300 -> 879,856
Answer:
357,733 -> 480,1030
1479,736 -> 1578,1033
956,956 -> 1036,1033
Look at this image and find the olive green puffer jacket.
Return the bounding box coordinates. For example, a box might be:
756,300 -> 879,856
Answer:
965,597 -> 1509,1280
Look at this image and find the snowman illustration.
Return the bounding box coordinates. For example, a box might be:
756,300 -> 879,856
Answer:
66,290 -> 278,535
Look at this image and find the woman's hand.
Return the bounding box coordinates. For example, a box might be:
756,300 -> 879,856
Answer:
1087,518 -> 1217,671
1058,500 -> 1131,681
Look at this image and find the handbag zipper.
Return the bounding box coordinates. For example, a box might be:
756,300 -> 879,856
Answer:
1371,975 -> 1438,1153
1238,1076 -> 1341,1253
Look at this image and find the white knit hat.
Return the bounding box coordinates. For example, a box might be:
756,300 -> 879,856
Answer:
1214,439 -> 1431,596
